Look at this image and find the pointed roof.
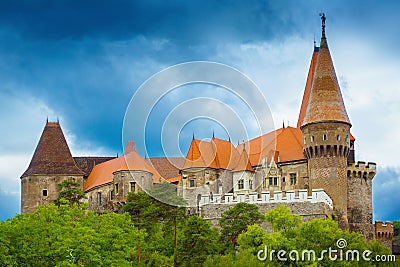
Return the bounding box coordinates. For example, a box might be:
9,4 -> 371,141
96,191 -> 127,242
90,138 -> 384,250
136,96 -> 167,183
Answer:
21,121 -> 84,177
238,126 -> 305,166
182,137 -> 239,170
297,45 -> 319,128
84,150 -> 164,192
301,16 -> 351,127
124,140 -> 137,155
233,146 -> 253,172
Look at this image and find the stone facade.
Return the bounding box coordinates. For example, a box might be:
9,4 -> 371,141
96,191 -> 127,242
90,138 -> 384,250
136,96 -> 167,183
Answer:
375,221 -> 394,249
200,189 -> 333,226
21,174 -> 85,213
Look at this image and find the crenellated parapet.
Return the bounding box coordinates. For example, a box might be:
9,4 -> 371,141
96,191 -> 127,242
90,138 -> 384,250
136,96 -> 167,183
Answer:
347,161 -> 376,180
199,188 -> 333,209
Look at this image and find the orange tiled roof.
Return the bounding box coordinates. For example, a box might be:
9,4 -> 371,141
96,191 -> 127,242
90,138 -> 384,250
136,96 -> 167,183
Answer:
74,156 -> 116,176
233,147 -> 253,172
182,137 -> 239,170
302,33 -> 350,126
239,126 -> 305,166
84,150 -> 163,192
297,47 -> 319,128
21,121 -> 84,177
146,157 -> 185,179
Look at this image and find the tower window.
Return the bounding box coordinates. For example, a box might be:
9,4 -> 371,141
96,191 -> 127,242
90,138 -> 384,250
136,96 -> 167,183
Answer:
189,179 -> 195,187
310,136 -> 314,143
282,177 -> 286,183
238,179 -> 244,189
110,190 -> 115,200
130,182 -> 136,192
323,134 -> 327,141
337,135 -> 341,141
249,180 -> 253,189
42,189 -> 48,197
345,135 -> 350,142
115,183 -> 119,194
97,192 -> 102,204
290,173 -> 297,185
304,137 -> 306,145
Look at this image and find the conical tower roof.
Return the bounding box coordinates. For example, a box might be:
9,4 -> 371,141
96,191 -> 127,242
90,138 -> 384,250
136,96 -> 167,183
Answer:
297,44 -> 319,128
21,121 -> 84,177
302,15 -> 350,127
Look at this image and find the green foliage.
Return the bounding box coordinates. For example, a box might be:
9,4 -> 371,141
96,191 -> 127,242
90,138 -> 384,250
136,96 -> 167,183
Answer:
55,179 -> 86,208
394,220 -> 400,235
265,204 -> 302,232
219,202 -> 264,251
0,203 -> 138,266
176,215 -> 218,267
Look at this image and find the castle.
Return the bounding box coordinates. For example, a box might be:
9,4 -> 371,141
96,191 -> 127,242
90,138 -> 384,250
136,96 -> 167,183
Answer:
20,16 -> 393,243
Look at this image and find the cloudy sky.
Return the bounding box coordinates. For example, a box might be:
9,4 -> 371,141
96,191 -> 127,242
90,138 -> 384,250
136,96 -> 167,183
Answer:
0,0 -> 399,221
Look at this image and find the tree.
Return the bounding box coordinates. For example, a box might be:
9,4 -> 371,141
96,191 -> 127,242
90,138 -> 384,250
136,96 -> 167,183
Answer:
265,204 -> 302,232
219,202 -> 264,251
55,179 -> 86,208
176,215 -> 218,267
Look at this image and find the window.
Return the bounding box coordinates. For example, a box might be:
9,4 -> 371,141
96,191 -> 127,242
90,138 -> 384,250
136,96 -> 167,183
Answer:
97,192 -> 102,204
130,182 -> 136,192
42,189 -> 48,197
345,135 -> 350,142
269,178 -> 273,186
310,136 -> 314,143
303,137 -> 306,145
269,177 -> 278,186
290,173 -> 297,185
249,180 -> 253,190
263,178 -> 267,188
110,190 -> 115,200
282,177 -> 286,183
337,135 -> 341,141
238,179 -> 244,189
274,177 -> 278,186
115,183 -> 119,194
323,134 -> 327,141
189,180 -> 195,187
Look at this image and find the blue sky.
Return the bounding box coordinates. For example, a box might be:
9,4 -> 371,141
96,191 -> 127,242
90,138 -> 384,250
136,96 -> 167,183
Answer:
0,0 -> 399,221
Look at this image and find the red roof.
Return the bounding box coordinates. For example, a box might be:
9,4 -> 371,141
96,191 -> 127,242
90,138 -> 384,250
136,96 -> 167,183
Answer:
182,138 -> 239,170
21,121 -> 84,177
302,34 -> 350,126
233,147 -> 253,172
239,126 -> 305,166
84,150 -> 163,192
297,47 -> 319,128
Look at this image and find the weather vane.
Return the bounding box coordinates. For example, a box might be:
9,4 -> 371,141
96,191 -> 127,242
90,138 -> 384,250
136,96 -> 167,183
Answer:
319,12 -> 326,32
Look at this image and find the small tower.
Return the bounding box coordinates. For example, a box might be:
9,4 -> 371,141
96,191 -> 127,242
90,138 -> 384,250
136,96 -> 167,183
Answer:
20,121 -> 85,213
301,14 -> 351,229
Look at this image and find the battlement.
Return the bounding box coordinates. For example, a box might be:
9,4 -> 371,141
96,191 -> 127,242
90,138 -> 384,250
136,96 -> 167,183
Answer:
347,161 -> 376,179
199,189 -> 333,209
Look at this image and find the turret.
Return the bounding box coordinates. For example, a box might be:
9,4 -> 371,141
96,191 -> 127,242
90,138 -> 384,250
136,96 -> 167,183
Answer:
300,14 -> 351,229
20,121 -> 85,213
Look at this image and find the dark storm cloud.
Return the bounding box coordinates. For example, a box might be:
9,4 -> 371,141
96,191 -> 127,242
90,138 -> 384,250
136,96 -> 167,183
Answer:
0,0 -> 310,42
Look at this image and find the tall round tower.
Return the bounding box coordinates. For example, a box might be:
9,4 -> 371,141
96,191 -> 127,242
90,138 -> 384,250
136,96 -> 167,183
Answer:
301,14 -> 351,229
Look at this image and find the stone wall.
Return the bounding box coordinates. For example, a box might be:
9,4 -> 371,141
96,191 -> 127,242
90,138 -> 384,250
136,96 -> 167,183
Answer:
347,161 -> 376,240
201,201 -> 332,227
21,174 -> 84,213
375,221 -> 394,249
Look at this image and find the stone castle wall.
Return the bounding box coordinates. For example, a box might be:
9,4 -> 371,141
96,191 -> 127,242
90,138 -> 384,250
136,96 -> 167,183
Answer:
21,174 -> 84,213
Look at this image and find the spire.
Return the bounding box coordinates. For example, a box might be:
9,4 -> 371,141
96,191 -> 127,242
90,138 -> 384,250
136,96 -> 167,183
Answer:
233,146 -> 253,172
301,14 -> 350,127
297,43 -> 319,127
124,140 -> 137,155
212,130 -> 215,139
21,121 -> 84,177
320,13 -> 327,48
192,132 -> 195,140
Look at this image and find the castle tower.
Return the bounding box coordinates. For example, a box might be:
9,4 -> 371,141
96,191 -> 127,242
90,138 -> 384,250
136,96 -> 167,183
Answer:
20,121 -> 85,213
300,14 -> 351,229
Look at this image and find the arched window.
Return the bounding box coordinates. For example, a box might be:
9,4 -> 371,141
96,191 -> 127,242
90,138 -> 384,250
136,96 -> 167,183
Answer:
323,134 -> 327,141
